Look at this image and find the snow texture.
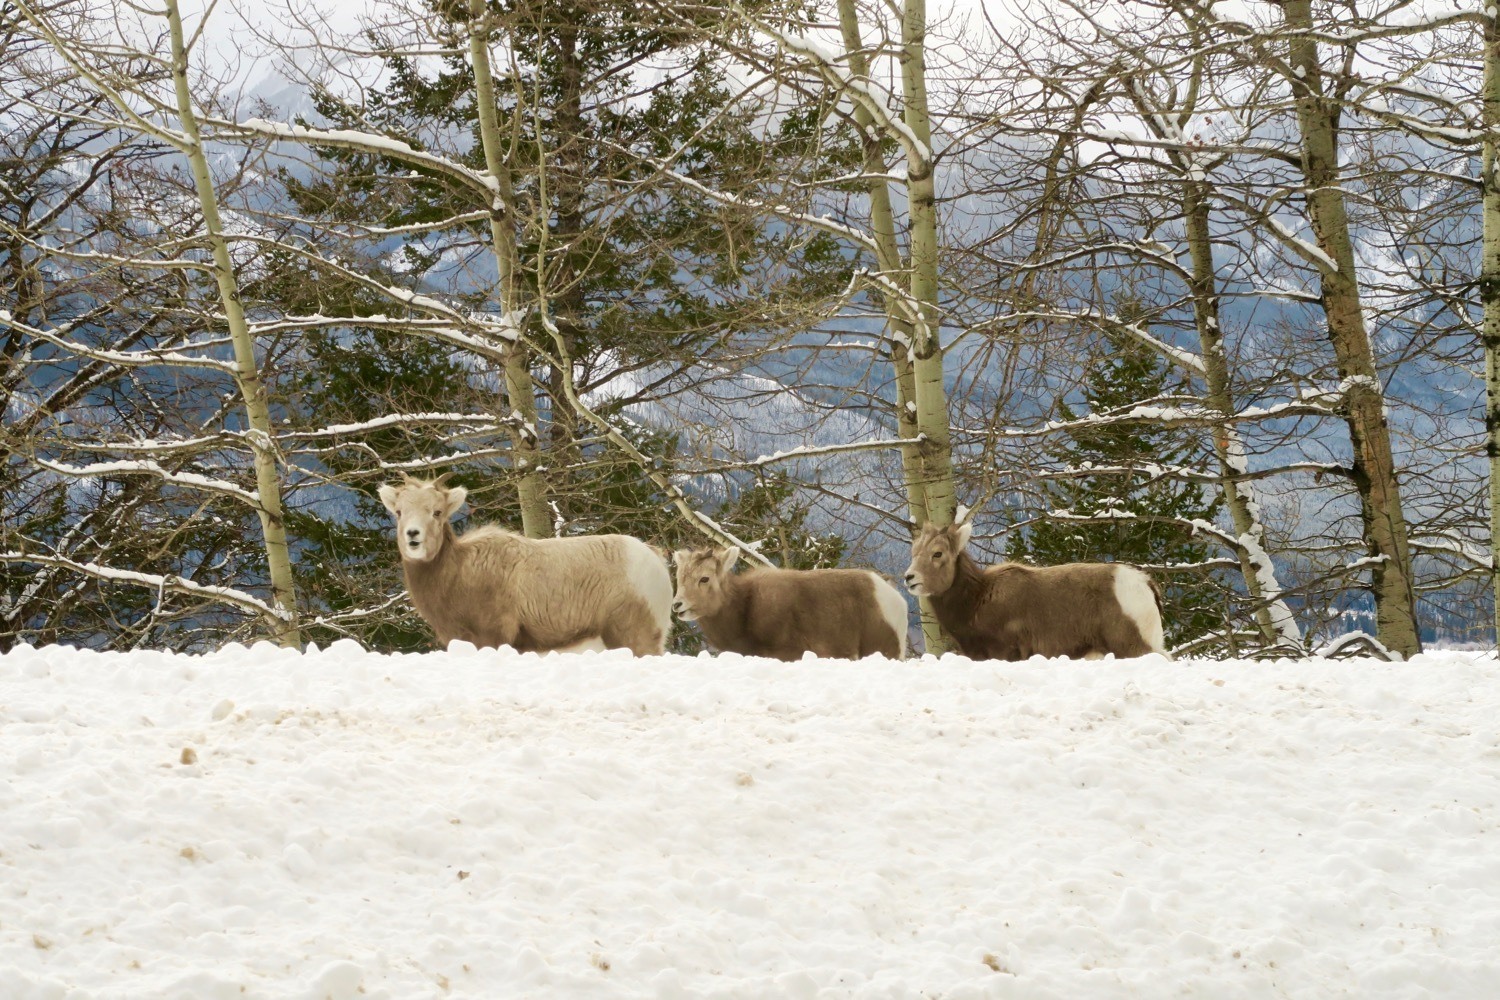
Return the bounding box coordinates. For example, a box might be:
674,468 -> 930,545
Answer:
2,642 -> 1498,999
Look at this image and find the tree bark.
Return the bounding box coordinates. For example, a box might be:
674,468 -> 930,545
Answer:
468,0 -> 550,538
898,0 -> 958,535
1484,9 -> 1500,651
1180,177 -> 1302,650
837,0 -> 947,651
165,0 -> 299,646
543,10 -> 586,518
1282,0 -> 1420,656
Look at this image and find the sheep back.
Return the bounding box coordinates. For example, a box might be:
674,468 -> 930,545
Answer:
942,560 -> 1163,661
406,527 -> 671,654
705,567 -> 906,661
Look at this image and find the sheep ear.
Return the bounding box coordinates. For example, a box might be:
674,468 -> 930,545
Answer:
717,546 -> 741,571
952,520 -> 973,550
442,485 -> 468,518
378,485 -> 399,513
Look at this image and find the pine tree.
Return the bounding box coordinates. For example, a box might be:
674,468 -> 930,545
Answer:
1006,324 -> 1228,649
715,477 -> 846,572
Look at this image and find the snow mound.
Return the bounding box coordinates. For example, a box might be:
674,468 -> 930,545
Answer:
1,642 -> 1498,998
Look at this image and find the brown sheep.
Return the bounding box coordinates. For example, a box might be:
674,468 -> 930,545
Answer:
672,546 -> 908,661
379,474 -> 671,655
904,521 -> 1167,661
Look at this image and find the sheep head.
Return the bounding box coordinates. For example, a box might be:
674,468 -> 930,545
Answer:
670,546 -> 740,621
904,520 -> 973,597
377,474 -> 467,563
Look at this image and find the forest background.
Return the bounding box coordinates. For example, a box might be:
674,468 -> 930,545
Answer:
1,0 -> 1494,659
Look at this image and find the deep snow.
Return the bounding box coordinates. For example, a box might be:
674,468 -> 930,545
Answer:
2,642 -> 1498,999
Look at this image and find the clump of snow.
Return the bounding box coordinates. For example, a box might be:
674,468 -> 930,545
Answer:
1,643 -> 1498,997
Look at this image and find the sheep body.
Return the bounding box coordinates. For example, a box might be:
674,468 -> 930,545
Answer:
673,547 -> 907,661
381,477 -> 670,655
905,522 -> 1166,661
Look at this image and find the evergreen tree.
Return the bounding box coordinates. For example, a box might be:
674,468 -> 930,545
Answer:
715,477 -> 846,572
1005,323 -> 1228,649
251,0 -> 856,649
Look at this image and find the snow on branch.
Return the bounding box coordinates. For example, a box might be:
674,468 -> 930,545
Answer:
629,154 -> 881,257
236,259 -> 522,358
0,551 -> 287,623
34,458 -> 260,507
998,240 -> 1191,284
765,28 -> 931,169
525,311 -> 774,565
1265,217 -> 1339,274
1016,458 -> 1349,488
370,448 -> 521,476
61,433 -> 240,459
278,412 -> 507,441
1410,535 -> 1493,571
0,311 -> 238,374
681,510 -> 775,565
1313,631 -> 1399,661
687,435 -> 926,474
980,399 -> 1340,439
223,118 -> 498,200
1100,316 -> 1206,376
957,307 -> 1204,375
302,593 -> 412,640
1040,508 -> 1241,551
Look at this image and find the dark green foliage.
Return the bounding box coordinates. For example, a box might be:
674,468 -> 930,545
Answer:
715,478 -> 846,571
1005,326 -> 1227,649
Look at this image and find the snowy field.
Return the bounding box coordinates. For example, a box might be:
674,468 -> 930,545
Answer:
2,643 -> 1498,999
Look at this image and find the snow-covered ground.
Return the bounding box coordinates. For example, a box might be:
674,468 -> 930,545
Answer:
2,643 -> 1498,999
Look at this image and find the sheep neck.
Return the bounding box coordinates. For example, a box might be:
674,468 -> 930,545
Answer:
933,551 -> 987,615
696,573 -> 755,650
403,522 -> 463,586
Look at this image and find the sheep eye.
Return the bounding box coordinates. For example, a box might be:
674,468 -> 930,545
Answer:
433,509 -> 442,517
933,551 -> 945,560
699,576 -> 710,584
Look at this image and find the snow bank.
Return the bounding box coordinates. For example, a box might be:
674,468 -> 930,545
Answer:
1,642 -> 1498,998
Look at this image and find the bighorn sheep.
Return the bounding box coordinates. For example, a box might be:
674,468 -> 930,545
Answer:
904,521 -> 1167,661
379,474 -> 672,655
672,547 -> 908,661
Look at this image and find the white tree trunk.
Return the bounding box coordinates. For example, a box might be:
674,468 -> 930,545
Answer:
1483,9 -> 1500,650
468,0 -> 550,538
899,0 -> 958,537
165,0 -> 299,646
836,0 -> 944,651
1180,179 -> 1302,650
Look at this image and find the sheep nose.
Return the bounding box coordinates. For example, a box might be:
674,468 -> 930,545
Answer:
671,600 -> 685,614
903,571 -> 916,584
405,528 -> 420,539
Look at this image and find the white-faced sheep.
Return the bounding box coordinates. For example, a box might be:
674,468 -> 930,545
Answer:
379,474 -> 672,655
904,521 -> 1166,660
672,546 -> 908,661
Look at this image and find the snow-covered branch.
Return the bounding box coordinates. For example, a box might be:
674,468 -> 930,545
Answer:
0,551 -> 287,622
219,117 -> 499,201
762,25 -> 931,170
3,311 -> 239,374
33,458 -> 261,507
975,400 -> 1341,439
686,435 -> 925,474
